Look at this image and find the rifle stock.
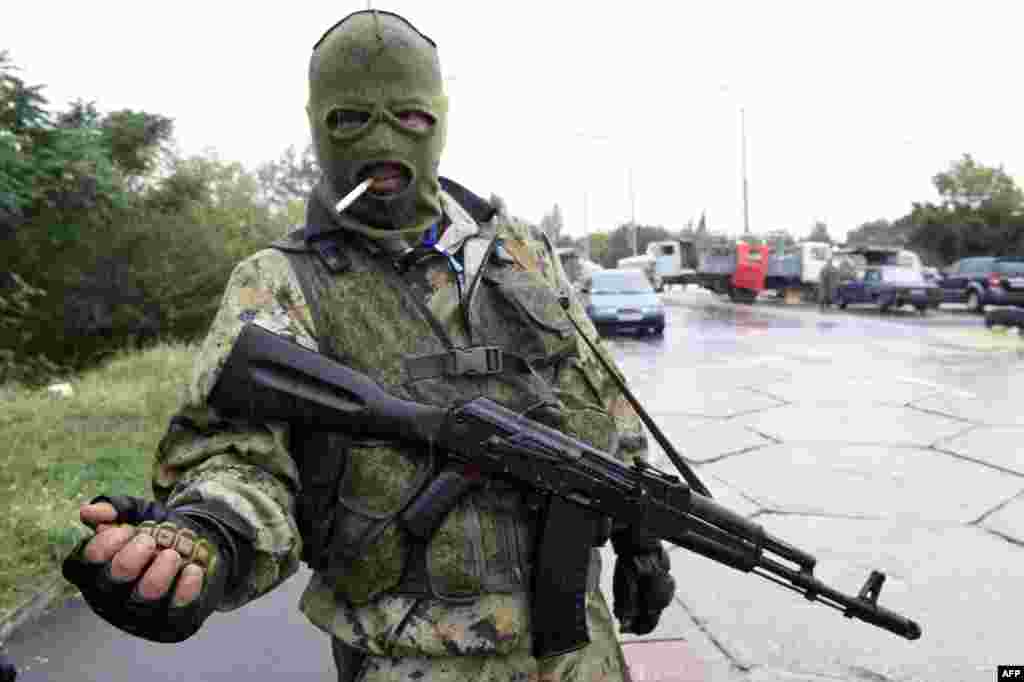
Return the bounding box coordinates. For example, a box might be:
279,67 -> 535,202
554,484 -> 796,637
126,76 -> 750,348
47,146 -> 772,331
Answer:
208,324 -> 922,656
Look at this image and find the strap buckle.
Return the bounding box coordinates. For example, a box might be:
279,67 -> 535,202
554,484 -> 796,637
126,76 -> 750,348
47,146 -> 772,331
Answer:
446,346 -> 503,376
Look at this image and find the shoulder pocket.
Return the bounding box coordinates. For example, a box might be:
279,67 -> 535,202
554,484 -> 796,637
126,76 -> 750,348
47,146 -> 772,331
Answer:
475,266 -> 575,363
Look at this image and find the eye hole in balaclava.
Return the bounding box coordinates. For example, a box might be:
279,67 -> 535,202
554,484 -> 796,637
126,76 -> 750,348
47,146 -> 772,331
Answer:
394,109 -> 435,133
326,109 -> 373,134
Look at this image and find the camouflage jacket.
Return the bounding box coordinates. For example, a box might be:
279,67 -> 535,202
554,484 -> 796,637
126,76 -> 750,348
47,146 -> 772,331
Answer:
153,186 -> 649,658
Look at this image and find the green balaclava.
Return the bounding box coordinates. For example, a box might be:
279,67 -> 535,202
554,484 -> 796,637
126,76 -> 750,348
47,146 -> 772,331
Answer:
307,10 -> 448,239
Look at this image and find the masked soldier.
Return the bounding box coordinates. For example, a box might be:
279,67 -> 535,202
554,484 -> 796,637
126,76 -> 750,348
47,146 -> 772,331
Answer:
62,10 -> 675,681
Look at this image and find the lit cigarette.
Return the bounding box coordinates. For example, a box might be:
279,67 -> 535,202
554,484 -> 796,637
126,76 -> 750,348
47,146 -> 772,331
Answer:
335,178 -> 373,214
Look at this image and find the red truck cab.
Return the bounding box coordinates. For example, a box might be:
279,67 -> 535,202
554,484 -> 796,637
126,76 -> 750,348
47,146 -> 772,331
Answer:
696,241 -> 770,303
733,242 -> 769,294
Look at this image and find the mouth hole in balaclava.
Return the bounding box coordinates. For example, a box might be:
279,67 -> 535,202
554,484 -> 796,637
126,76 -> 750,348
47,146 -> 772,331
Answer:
355,161 -> 414,197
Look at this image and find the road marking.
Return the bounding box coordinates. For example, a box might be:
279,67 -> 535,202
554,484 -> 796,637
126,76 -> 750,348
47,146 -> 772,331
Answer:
892,376 -> 977,400
691,355 -> 788,370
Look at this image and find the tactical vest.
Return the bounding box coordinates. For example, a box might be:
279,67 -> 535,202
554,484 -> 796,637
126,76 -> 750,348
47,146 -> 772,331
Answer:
268,189 -> 618,605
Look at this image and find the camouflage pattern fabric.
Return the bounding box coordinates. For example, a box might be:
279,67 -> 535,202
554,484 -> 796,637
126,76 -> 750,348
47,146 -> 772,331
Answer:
331,589 -> 626,682
153,189 -> 647,677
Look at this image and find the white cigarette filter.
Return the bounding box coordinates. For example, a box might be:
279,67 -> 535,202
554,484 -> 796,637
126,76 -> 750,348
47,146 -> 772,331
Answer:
335,178 -> 373,214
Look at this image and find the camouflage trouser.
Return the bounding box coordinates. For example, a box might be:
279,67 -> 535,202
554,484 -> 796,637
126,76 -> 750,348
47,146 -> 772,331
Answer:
331,590 -> 628,682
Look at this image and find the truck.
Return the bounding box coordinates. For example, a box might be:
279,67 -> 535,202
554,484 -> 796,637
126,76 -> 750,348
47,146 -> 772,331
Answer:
764,241 -> 834,297
696,241 -> 770,303
616,240 -> 699,292
837,246 -> 922,270
832,246 -> 923,283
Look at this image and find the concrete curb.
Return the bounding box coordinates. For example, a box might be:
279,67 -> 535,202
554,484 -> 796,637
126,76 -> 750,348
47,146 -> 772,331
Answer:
0,573 -> 77,645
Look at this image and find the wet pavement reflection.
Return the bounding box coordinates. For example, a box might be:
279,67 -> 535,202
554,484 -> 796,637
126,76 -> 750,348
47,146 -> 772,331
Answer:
601,287 -> 1024,682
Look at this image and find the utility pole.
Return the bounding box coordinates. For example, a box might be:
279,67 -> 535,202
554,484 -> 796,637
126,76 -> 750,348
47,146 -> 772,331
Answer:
629,167 -> 637,256
583,191 -> 590,262
740,107 -> 750,236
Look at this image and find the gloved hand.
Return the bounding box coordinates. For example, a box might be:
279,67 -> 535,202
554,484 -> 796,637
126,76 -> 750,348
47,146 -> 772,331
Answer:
611,526 -> 676,635
62,495 -> 254,643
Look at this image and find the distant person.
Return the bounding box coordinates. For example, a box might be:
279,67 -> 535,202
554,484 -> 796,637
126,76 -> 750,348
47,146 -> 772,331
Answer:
819,257 -> 840,311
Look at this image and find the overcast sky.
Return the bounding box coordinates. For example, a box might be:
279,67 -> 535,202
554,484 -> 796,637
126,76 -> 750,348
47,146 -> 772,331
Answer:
6,1 -> 1023,240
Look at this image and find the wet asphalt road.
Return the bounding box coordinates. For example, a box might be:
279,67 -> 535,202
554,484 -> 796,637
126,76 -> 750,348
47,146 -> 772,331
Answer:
5,287 -> 1023,681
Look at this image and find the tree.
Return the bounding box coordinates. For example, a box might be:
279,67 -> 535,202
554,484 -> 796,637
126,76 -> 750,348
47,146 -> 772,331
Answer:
902,155 -> 1024,265
165,150 -> 285,260
764,229 -> 797,253
845,218 -> 917,248
601,223 -> 674,267
1,52 -> 289,385
0,51 -> 129,242
807,221 -> 833,244
586,232 -> 610,266
933,153 -> 1023,212
256,143 -> 318,209
100,108 -> 174,181
539,204 -> 564,243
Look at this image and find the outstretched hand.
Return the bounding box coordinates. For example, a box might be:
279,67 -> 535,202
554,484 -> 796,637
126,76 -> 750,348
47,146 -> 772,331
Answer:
78,502 -> 205,606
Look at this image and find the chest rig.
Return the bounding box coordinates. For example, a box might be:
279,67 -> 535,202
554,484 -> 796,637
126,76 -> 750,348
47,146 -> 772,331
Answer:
268,183 -> 613,605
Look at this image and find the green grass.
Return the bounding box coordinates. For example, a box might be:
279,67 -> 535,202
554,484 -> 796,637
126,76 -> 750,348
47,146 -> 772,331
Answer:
0,340 -> 200,621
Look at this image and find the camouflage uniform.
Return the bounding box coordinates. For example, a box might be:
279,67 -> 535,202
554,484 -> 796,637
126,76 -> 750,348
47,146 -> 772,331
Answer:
153,185 -> 648,681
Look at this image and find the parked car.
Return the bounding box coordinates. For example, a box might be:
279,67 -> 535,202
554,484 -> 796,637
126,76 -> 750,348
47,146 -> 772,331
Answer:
936,256 -> 1024,312
989,257 -> 1024,308
835,265 -> 942,314
985,306 -> 1024,329
579,268 -> 665,336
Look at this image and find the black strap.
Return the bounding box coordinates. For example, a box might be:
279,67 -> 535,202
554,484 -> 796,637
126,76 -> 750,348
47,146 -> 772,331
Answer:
404,345 -> 576,382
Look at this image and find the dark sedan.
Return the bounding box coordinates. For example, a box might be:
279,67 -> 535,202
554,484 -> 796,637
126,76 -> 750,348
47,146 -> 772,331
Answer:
987,257 -> 1024,308
835,266 -> 942,314
938,256 -> 1024,311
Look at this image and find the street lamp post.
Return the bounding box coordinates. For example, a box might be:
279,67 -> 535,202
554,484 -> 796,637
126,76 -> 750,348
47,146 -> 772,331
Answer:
741,107 -> 750,236
721,84 -> 751,237
583,190 -> 590,262
575,131 -> 636,258
629,167 -> 638,256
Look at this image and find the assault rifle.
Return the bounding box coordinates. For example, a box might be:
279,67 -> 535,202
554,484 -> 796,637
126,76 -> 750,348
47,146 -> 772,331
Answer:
208,323 -> 922,659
